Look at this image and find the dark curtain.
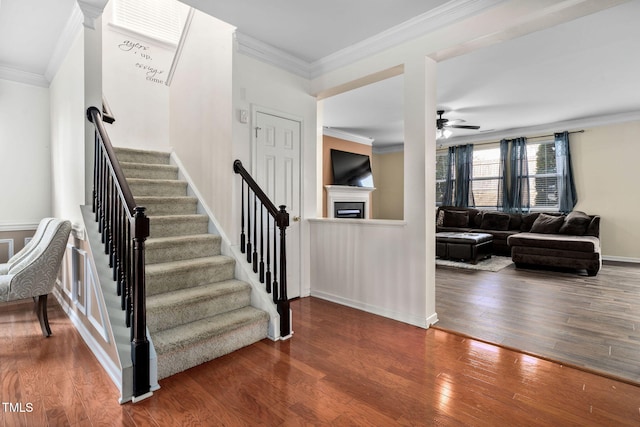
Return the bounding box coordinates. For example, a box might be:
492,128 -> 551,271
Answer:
442,146 -> 455,206
498,139 -> 509,210
454,144 -> 475,207
555,131 -> 578,212
509,137 -> 530,213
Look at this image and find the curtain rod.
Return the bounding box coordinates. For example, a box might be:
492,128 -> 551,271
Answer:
441,129 -> 585,148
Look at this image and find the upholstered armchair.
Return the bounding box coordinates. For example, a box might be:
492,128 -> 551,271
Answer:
0,217 -> 54,275
0,218 -> 71,336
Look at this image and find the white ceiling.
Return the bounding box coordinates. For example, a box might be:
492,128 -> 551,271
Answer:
2,0 -> 639,148
0,0 -> 76,76
324,0 -> 640,146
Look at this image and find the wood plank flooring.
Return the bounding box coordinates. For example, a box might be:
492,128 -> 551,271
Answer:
436,260 -> 640,385
2,296 -> 640,425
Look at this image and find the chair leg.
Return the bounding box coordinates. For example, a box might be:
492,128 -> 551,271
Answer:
36,294 -> 52,337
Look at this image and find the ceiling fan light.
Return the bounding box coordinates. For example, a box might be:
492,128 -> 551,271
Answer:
443,129 -> 452,138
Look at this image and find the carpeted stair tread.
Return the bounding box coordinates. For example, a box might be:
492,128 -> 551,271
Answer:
153,306 -> 268,354
148,214 -> 209,238
120,162 -> 178,180
128,178 -> 188,197
146,256 -> 235,296
145,234 -> 221,264
135,196 -> 198,216
146,279 -> 250,333
113,147 -> 170,165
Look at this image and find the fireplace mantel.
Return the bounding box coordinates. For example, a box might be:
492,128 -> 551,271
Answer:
325,185 -> 375,219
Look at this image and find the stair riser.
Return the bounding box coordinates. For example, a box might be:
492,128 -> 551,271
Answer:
129,181 -> 188,197
157,318 -> 267,379
149,218 -> 209,238
115,149 -> 170,165
146,260 -> 235,296
146,238 -> 221,264
141,200 -> 198,216
122,165 -> 178,180
147,288 -> 251,333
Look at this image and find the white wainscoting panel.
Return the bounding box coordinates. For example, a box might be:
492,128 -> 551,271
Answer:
309,218 -> 435,328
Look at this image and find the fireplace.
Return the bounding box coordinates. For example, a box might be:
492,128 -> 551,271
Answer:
325,185 -> 375,219
334,202 -> 365,218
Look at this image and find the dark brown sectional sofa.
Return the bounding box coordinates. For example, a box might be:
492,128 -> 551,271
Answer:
436,206 -> 601,276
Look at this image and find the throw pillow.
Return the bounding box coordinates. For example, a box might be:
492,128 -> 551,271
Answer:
443,210 -> 469,228
480,212 -> 510,231
530,213 -> 565,234
436,209 -> 445,227
559,211 -> 591,235
520,212 -> 541,231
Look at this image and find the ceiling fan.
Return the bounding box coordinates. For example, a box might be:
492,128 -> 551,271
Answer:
436,110 -> 480,138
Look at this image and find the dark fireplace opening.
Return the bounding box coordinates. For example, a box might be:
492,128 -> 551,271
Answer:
334,202 -> 365,219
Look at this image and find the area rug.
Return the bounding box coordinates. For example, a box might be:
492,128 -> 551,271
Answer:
435,256 -> 513,272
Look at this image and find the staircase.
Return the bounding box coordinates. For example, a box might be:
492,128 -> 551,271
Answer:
114,147 -> 268,380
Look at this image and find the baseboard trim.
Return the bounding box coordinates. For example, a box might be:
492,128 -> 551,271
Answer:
311,291 -> 430,329
0,222 -> 39,232
602,255 -> 640,264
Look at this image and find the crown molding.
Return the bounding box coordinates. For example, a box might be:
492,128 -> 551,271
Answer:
373,143 -> 404,154
0,64 -> 48,87
441,110 -> 640,147
233,0 -> 507,79
77,0 -> 108,30
44,4 -> 84,83
323,127 -> 374,146
309,0 -> 507,78
235,32 -> 311,78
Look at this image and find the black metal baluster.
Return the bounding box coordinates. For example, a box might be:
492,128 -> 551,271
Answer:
265,215 -> 272,293
240,181 -> 246,253
259,204 -> 265,283
252,193 -> 258,273
272,220 -> 278,304
246,188 -> 252,264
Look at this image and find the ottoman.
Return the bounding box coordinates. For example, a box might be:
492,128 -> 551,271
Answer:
436,232 -> 493,264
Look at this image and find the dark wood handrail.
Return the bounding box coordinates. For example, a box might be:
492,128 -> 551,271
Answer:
233,159 -> 291,338
102,96 -> 115,124
87,106 -> 150,399
87,107 -> 135,211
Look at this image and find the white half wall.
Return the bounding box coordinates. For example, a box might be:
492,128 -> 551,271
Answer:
0,79 -> 51,226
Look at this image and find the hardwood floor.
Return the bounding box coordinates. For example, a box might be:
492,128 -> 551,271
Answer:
436,260 -> 640,385
2,296 -> 640,425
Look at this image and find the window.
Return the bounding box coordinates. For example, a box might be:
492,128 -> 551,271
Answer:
113,0 -> 190,45
527,141 -> 558,210
435,140 -> 560,211
471,145 -> 501,209
435,151 -> 449,206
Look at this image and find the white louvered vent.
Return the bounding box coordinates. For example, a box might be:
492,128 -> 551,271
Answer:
113,0 -> 189,45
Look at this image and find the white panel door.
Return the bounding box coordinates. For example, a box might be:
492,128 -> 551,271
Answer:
254,111 -> 301,299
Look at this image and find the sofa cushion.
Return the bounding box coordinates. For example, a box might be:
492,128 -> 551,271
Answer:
443,210 -> 469,228
530,213 -> 565,234
508,214 -> 522,231
586,216 -> 600,237
436,209 -> 445,227
480,212 -> 511,230
559,211 -> 591,235
508,232 -> 600,253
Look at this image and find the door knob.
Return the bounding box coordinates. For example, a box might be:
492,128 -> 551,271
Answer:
293,216 -> 301,222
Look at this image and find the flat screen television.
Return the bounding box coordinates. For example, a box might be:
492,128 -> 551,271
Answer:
330,149 -> 374,187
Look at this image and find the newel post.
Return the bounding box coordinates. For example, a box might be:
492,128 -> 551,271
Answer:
277,205 -> 291,337
131,206 -> 150,398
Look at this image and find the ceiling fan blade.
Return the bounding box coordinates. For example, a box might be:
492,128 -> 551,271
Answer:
447,124 -> 480,130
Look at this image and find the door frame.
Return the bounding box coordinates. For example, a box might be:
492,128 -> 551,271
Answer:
250,104 -> 305,298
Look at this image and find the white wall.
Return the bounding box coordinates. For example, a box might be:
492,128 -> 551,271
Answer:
0,79 -> 52,226
169,11 -> 234,235
49,30 -> 86,226
232,52 -> 318,296
101,1 -> 173,150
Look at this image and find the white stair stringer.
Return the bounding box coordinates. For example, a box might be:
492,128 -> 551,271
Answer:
112,146 -> 274,381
